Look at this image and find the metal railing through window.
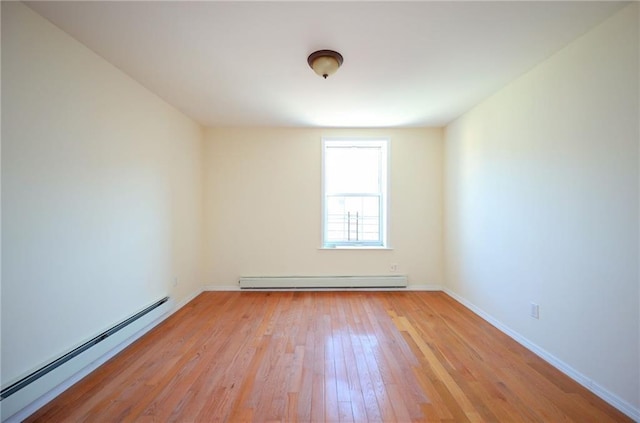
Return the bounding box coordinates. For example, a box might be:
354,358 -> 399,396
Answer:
326,212 -> 380,243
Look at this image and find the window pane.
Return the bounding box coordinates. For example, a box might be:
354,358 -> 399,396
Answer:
325,146 -> 381,194
326,195 -> 380,243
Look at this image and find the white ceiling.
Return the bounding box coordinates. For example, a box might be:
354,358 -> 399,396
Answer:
26,1 -> 626,128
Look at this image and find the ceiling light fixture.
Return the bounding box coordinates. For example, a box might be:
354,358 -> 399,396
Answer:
307,50 -> 343,79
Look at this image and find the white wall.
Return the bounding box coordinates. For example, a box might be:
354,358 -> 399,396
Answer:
444,3 -> 639,415
1,1 -> 204,389
204,127 -> 443,288
3,0 -> 637,419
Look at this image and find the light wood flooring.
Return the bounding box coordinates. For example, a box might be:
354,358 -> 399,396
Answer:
27,291 -> 632,422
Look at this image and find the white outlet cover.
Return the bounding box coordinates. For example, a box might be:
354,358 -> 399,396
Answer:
530,303 -> 540,319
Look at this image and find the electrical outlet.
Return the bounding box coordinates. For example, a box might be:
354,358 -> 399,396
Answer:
530,302 -> 539,319
390,263 -> 398,272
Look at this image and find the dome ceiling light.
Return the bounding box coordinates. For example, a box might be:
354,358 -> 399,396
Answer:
307,50 -> 344,79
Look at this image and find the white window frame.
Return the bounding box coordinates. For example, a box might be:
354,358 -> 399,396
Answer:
321,138 -> 389,249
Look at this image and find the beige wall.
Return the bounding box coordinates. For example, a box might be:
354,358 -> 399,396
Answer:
1,1 -> 204,387
444,3 -> 639,413
204,127 -> 443,288
4,0 -> 638,419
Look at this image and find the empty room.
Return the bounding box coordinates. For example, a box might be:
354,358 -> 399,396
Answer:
1,1 -> 638,422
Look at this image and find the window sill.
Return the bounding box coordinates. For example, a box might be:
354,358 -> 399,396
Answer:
318,246 -> 393,250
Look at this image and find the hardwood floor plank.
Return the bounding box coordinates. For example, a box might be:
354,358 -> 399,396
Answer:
25,291 -> 633,423
338,306 -> 368,422
296,329 -> 314,421
347,296 -> 384,422
337,400 -> 354,423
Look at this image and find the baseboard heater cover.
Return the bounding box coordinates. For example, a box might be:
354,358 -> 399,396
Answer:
239,275 -> 408,289
0,296 -> 169,401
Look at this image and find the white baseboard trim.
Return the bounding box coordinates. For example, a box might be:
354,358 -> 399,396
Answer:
2,289 -> 203,423
443,288 -> 640,422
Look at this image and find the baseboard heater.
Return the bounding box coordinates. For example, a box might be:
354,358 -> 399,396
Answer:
239,275 -> 407,289
0,296 -> 169,401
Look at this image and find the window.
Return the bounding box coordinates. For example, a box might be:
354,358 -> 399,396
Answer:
322,138 -> 388,248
